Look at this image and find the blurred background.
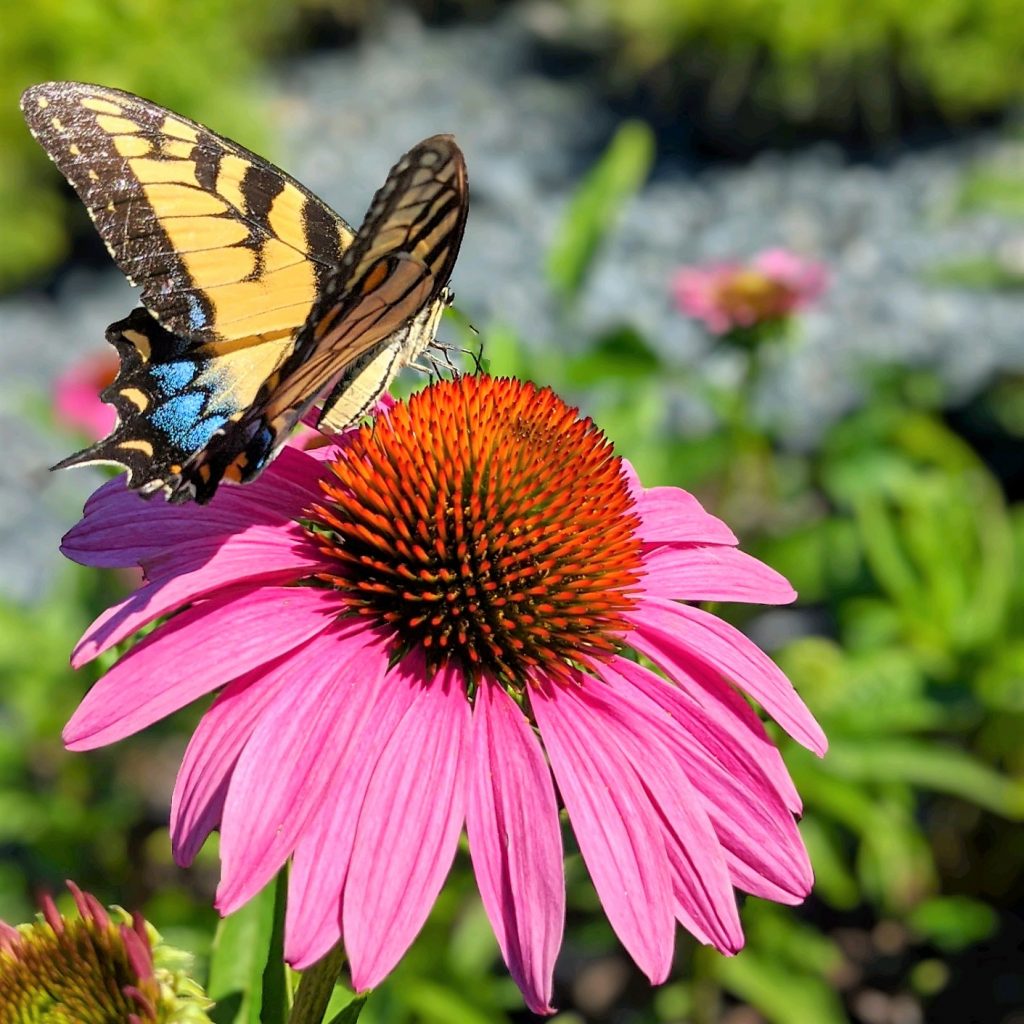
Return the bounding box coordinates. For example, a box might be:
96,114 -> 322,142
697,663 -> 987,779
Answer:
1,1 -> 1023,1022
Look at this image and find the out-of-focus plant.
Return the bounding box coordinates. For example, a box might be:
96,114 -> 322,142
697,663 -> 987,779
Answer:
566,0 -> 1024,137
546,119 -> 655,301
1,0 -> 288,290
673,248 -> 828,341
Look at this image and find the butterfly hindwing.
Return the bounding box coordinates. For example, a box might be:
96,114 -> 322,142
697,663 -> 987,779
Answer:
159,136 -> 469,503
50,307 -> 263,490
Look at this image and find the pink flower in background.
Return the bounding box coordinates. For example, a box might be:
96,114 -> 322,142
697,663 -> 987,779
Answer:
53,351 -> 119,440
673,248 -> 828,335
61,375 -> 825,1014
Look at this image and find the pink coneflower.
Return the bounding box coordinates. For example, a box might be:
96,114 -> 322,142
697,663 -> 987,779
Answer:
673,248 -> 828,335
61,375 -> 825,1013
53,350 -> 119,440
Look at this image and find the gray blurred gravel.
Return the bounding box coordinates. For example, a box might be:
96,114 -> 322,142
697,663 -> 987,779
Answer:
2,10 -> 1023,602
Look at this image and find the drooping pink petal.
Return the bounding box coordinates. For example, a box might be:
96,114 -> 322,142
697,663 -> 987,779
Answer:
284,658 -> 416,968
216,624 -> 387,914
627,630 -> 802,814
603,657 -> 812,904
629,597 -> 827,755
170,660 -> 296,866
540,673 -> 743,955
342,661 -> 471,992
626,477 -> 738,547
73,524 -> 329,665
531,675 -> 675,983
467,681 -> 564,1014
640,545 -> 796,604
64,586 -> 344,750
61,445 -> 327,568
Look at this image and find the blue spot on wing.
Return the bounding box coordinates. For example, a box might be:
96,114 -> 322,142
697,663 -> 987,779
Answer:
180,414 -> 229,452
186,295 -> 208,332
150,359 -> 198,392
150,389 -> 230,452
249,425 -> 275,470
151,393 -> 206,442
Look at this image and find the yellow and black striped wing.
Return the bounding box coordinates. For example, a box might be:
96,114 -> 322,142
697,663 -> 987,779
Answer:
22,81 -> 355,495
21,81 -> 353,344
165,135 -> 469,503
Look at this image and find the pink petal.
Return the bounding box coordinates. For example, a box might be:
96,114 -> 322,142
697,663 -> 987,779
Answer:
603,657 -> 812,904
467,682 -> 564,1014
630,597 -> 827,755
634,487 -> 738,546
216,625 -> 387,914
531,675 -> 675,983
61,445 -> 325,568
626,632 -> 801,815
343,661 -> 471,992
284,654 -> 420,969
541,673 -> 742,954
72,524 -> 328,665
64,586 -> 344,750
640,545 -> 796,604
170,663 -> 295,866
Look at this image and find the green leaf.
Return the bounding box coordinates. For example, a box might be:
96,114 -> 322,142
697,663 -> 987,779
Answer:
208,877 -> 285,1024
715,948 -> 847,1024
824,739 -> 1024,819
324,997 -> 368,1024
546,120 -> 655,300
908,896 -> 998,952
561,326 -> 661,385
957,169 -> 1024,217
798,815 -> 859,910
399,979 -> 498,1024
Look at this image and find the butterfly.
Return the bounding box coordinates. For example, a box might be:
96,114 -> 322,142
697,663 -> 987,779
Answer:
22,81 -> 468,503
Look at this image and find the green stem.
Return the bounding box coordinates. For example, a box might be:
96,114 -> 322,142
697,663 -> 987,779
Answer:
287,943 -> 347,1024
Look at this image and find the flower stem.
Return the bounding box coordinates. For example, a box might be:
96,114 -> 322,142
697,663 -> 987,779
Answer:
287,943 -> 347,1024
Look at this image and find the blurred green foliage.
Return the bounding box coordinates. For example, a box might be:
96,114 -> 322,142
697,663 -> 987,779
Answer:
570,0 -> 1024,135
1,0 -> 288,289
3,38 -> 1024,1024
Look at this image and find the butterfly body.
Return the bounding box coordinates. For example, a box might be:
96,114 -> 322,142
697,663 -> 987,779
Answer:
22,81 -> 468,503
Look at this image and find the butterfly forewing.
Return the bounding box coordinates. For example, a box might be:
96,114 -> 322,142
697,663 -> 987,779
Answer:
21,82 -> 353,345
165,135 -> 469,502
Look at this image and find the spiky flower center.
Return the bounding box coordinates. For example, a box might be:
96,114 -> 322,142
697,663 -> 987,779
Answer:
307,376 -> 644,685
0,883 -> 211,1024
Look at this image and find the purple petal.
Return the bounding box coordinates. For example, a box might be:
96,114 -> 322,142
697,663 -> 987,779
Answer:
61,445 -> 325,568
64,586 -> 344,750
73,524 -> 329,665
629,597 -> 827,755
467,682 -> 564,1014
531,675 -> 675,983
216,625 -> 387,914
641,545 -> 796,605
342,661 -> 471,992
604,657 -> 812,904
